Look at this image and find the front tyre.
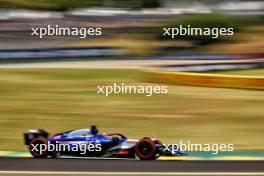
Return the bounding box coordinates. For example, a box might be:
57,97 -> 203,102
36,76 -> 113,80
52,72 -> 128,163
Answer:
135,137 -> 159,160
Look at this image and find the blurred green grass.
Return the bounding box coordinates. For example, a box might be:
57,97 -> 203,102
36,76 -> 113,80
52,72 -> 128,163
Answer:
0,69 -> 263,151
0,175 -> 229,176
208,69 -> 264,76
0,175 -> 255,176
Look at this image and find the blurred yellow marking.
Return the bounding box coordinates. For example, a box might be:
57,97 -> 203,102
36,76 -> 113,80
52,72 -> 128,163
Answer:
0,151 -> 10,156
144,69 -> 264,90
213,156 -> 264,160
15,152 -> 31,157
158,156 -> 202,160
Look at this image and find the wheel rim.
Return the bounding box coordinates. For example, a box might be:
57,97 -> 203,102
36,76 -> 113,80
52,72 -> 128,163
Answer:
29,138 -> 48,158
135,138 -> 157,160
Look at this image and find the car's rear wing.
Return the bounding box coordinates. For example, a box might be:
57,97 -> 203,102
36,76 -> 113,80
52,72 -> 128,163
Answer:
24,129 -> 49,145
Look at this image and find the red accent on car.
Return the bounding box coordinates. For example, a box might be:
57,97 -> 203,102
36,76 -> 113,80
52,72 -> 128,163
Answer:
118,149 -> 129,155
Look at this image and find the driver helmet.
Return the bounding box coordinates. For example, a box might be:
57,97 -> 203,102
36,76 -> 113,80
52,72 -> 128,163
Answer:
91,125 -> 98,135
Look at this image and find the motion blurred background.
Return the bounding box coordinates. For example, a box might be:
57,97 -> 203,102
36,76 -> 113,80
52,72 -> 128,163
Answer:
0,0 -> 263,153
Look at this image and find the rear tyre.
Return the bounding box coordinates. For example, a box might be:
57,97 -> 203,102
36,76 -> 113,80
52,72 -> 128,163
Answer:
135,137 -> 158,160
29,138 -> 48,158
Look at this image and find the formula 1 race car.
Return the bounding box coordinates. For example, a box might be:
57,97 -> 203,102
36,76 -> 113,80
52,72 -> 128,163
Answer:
24,126 -> 186,160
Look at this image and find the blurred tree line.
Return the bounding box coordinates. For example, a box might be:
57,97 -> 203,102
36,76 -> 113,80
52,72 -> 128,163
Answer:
0,0 -> 161,11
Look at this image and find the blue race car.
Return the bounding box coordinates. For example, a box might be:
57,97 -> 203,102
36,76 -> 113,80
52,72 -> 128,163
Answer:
24,125 -> 186,160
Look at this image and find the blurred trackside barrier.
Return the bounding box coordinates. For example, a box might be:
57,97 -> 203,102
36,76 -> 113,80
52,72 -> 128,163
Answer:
144,69 -> 264,90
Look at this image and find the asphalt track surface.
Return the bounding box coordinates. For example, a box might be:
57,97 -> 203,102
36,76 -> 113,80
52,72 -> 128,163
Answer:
0,157 -> 263,173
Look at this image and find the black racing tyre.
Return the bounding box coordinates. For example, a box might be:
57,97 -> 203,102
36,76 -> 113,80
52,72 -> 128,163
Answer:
135,137 -> 158,160
29,138 -> 48,158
